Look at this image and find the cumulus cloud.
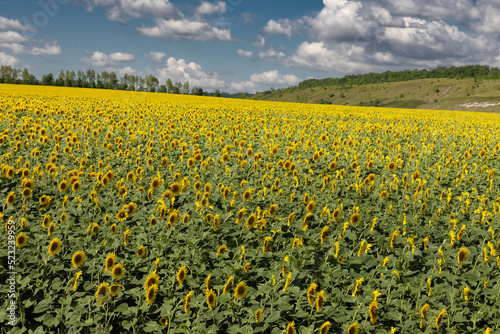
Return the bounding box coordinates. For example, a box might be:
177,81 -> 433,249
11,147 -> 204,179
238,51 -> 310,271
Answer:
0,17 -> 35,32
250,70 -> 300,86
155,56 -> 225,90
196,1 -> 227,15
0,52 -> 19,66
137,18 -> 232,41
145,51 -> 167,62
237,49 -> 253,58
260,0 -> 500,74
83,0 -> 178,23
263,19 -> 303,38
80,50 -> 135,68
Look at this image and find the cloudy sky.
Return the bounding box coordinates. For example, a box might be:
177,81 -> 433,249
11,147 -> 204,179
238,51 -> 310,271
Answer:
1,0 -> 500,93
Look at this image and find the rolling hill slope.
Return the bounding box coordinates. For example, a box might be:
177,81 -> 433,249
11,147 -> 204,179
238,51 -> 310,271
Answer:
249,78 -> 500,112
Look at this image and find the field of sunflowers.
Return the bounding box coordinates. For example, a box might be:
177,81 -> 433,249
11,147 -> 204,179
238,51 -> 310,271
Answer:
1,84 -> 500,334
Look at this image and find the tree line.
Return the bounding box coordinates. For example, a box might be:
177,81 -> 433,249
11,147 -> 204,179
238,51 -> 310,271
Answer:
297,65 -> 500,89
0,66 -> 214,96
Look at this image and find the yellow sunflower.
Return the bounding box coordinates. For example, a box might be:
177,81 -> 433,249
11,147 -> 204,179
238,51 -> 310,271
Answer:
137,245 -> 146,258
255,309 -> 263,323
72,251 -> 86,268
206,289 -> 217,309
48,238 -> 62,256
145,272 -> 160,291
176,266 -> 187,285
234,281 -> 248,299
111,264 -> 125,279
95,282 -> 109,303
16,233 -> 28,248
146,284 -> 158,305
6,192 -> 15,206
109,283 -> 121,297
222,275 -> 233,295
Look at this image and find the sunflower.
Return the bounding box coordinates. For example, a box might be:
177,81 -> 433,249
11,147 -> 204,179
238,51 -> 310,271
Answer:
320,226 -> 329,243
182,213 -> 190,224
73,271 -> 83,292
347,323 -> 359,334
95,282 -> 109,303
243,189 -> 252,201
223,275 -> 234,294
457,247 -> 469,266
58,180 -> 69,192
187,158 -> 195,168
48,238 -> 62,256
123,230 -> 130,246
126,202 -> 138,216
21,188 -> 32,199
350,213 -> 360,225
369,299 -> 377,324
387,161 -> 397,172
16,233 -> 28,248
170,182 -> 182,195
246,214 -> 257,228
307,283 -> 318,304
6,192 -> 15,206
206,289 -> 217,309
234,281 -> 248,299
200,196 -> 209,207
177,266 -> 187,285
146,284 -> 158,305
268,204 -> 278,216
320,321 -> 331,334
286,321 -> 295,334
150,177 -> 160,189
145,272 -> 160,291
262,236 -> 273,253
253,308 -> 263,323
184,291 -> 194,313
316,290 -> 325,312
159,318 -> 168,326
104,253 -> 116,271
306,201 -> 316,212
23,179 -> 34,190
72,251 -> 86,268
110,223 -> 117,234
111,264 -> 125,280
217,244 -> 227,256
72,180 -> 81,192
91,223 -> 99,236
435,309 -> 447,329
332,208 -> 341,222
47,222 -> 56,236
109,283 -> 121,297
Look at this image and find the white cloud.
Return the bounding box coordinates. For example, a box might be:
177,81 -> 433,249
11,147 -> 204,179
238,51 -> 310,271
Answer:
145,51 -> 167,62
250,70 -> 300,86
83,0 -> 178,23
0,31 -> 29,43
109,52 -> 135,62
0,16 -> 35,32
0,52 -> 19,66
155,56 -> 225,90
228,80 -> 255,93
196,1 -> 227,15
253,35 -> 266,47
115,66 -> 137,75
237,49 -> 253,58
263,19 -> 303,38
258,48 -> 286,61
80,50 -> 135,68
0,41 -> 62,55
137,18 -> 232,41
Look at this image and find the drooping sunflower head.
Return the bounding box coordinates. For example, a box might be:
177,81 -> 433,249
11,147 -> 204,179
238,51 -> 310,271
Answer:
457,247 -> 469,265
269,204 -> 278,216
286,321 -> 295,334
234,281 -> 248,299
347,322 -> 360,334
47,222 -> 56,236
255,309 -> 263,323
316,290 -> 325,312
111,264 -> 125,280
307,283 -> 318,304
72,251 -> 86,268
109,283 -> 121,297
223,275 -> 233,294
110,223 -> 117,234
320,321 -> 331,334
95,282 -> 109,303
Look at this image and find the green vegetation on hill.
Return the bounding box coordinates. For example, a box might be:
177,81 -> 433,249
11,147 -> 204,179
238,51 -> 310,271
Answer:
250,65 -> 500,112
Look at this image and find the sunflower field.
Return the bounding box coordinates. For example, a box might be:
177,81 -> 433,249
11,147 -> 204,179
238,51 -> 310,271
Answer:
1,84 -> 500,334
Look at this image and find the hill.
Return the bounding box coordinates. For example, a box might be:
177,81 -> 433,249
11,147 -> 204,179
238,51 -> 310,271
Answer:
249,66 -> 500,112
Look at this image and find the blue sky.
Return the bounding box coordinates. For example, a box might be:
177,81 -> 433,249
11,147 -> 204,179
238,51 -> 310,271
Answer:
1,0 -> 500,93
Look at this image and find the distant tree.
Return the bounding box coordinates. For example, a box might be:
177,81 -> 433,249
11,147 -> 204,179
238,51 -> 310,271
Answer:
182,81 -> 190,94
174,81 -> 182,94
158,85 -> 167,93
215,89 -> 221,97
166,79 -> 173,93
145,74 -> 159,92
56,70 -> 65,86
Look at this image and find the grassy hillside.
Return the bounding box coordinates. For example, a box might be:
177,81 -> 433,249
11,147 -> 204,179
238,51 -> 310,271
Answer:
249,78 -> 500,112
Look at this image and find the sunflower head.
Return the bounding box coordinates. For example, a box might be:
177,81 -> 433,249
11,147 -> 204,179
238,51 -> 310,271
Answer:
350,213 -> 360,225
48,238 -> 62,256
95,282 -> 109,303
170,182 -> 182,195
177,266 -> 187,285
109,283 -> 121,297
458,247 -> 469,265
16,233 -> 28,248
145,272 -> 160,291
234,281 -> 248,299
111,264 -> 125,280
286,321 -> 295,334
255,309 -> 263,323
146,284 -> 158,305
159,318 -> 168,326
104,253 -> 116,271
137,245 -> 146,258
72,251 -> 86,268
21,188 -> 32,199
206,289 -> 217,309
59,180 -> 69,192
